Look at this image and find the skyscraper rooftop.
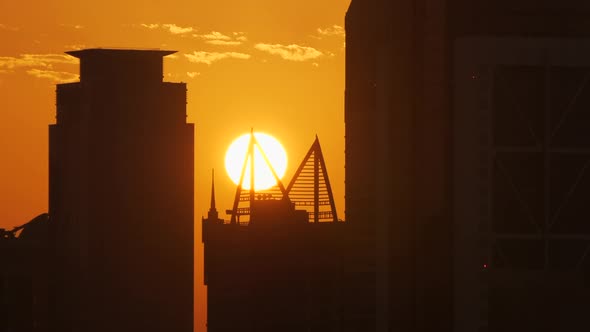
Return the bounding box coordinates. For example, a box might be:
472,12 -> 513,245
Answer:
65,48 -> 176,83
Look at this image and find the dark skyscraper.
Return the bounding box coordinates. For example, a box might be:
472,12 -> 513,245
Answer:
202,137 -> 346,332
49,49 -> 194,332
345,1 -> 590,331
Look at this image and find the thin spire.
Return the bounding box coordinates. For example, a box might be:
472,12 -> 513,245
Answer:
210,168 -> 216,211
206,168 -> 220,223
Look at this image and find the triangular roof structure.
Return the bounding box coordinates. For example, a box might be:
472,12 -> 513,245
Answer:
227,130 -> 289,224
286,136 -> 338,222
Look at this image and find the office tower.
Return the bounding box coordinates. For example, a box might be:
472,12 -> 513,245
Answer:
345,1 -> 590,331
203,138 -> 346,332
49,49 -> 194,332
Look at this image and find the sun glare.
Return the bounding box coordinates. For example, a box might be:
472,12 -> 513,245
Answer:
225,132 -> 288,190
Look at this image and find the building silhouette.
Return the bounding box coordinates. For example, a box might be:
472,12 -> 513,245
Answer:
49,49 -> 194,332
4,1 -> 590,329
1,214 -> 50,331
203,137 -> 348,332
345,0 -> 590,331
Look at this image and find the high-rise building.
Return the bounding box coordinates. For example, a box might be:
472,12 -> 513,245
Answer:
202,138 -> 347,332
49,49 -> 194,332
345,1 -> 590,331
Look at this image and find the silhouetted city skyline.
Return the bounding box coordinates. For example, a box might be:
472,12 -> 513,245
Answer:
3,1 -> 590,331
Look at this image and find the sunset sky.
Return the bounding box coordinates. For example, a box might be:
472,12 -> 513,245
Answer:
0,0 -> 350,330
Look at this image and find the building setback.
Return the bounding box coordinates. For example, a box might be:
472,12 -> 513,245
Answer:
49,49 -> 194,332
345,0 -> 590,331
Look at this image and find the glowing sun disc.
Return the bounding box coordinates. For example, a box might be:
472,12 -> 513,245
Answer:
225,132 -> 287,190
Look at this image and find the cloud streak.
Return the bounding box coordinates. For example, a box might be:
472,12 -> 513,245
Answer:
26,69 -> 78,82
140,23 -> 194,34
138,25 -> 248,45
60,24 -> 84,29
317,25 -> 345,38
195,31 -> 247,46
199,31 -> 232,41
184,51 -> 251,65
0,54 -> 78,83
141,23 -> 159,30
206,40 -> 241,46
0,54 -> 78,70
0,24 -> 19,31
254,43 -> 323,62
164,24 -> 193,34
65,44 -> 86,51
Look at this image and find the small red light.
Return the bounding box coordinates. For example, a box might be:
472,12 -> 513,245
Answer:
483,264 -> 488,269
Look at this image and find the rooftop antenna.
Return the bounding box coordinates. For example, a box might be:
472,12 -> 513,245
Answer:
206,169 -> 221,222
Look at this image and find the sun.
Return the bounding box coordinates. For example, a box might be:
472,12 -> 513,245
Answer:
225,132 -> 288,190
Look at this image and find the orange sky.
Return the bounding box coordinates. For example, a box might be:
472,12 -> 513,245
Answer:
0,1 -> 350,331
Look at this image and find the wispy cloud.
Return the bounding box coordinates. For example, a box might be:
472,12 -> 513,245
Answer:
316,25 -> 345,38
184,51 -> 251,65
138,24 -> 247,44
140,23 -> 160,30
0,54 -> 78,70
60,24 -> 84,29
199,31 -> 232,41
65,44 -> 86,50
195,31 -> 247,46
206,40 -> 242,46
234,32 -> 248,42
0,24 -> 19,31
164,23 -> 193,34
26,69 -> 78,82
140,23 -> 194,34
254,43 -> 323,62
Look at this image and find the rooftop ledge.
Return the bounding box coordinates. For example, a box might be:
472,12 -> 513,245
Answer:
66,48 -> 177,58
